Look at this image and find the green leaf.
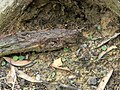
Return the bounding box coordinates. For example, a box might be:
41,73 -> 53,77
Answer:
64,47 -> 69,52
97,25 -> 102,30
88,35 -> 93,40
23,87 -> 28,90
13,56 -> 19,61
101,45 -> 107,51
1,61 -> 7,66
18,56 -> 25,60
51,72 -> 56,79
62,57 -> 69,62
32,88 -> 35,90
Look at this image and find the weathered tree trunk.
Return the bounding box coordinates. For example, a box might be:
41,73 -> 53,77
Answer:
0,0 -> 33,33
0,29 -> 82,57
0,0 -> 120,34
104,0 -> 120,17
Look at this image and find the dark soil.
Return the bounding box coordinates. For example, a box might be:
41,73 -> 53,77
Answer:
0,0 -> 120,90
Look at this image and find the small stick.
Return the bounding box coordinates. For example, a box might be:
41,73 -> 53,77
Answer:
0,77 -> 6,81
96,69 -> 113,90
97,33 -> 120,48
58,84 -> 81,90
96,46 -> 117,61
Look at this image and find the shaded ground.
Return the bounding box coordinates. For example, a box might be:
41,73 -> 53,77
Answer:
0,0 -> 120,90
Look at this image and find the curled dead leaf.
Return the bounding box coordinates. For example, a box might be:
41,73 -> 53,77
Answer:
16,69 -> 42,83
3,57 -> 33,67
51,58 -> 63,67
51,58 -> 70,71
6,65 -> 17,90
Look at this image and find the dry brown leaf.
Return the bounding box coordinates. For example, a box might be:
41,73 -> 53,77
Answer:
51,58 -> 70,71
3,57 -> 33,67
6,65 -> 17,90
16,69 -> 42,83
97,69 -> 113,90
6,65 -> 16,84
51,58 -> 63,67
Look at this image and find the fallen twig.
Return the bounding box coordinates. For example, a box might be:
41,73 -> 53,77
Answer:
96,46 -> 117,61
0,77 -> 6,81
58,84 -> 81,90
97,33 -> 120,48
96,69 -> 113,90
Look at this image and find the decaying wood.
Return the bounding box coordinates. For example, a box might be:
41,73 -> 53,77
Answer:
0,0 -> 33,32
0,29 -> 82,57
104,0 -> 120,17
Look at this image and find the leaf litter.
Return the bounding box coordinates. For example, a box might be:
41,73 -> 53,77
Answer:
0,6 -> 120,90
50,58 -> 70,71
3,57 -> 33,67
6,65 -> 16,90
2,65 -> 44,89
1,57 -> 44,90
1,29 -> 119,90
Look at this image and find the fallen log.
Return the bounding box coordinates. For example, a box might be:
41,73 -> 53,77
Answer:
0,29 -> 82,57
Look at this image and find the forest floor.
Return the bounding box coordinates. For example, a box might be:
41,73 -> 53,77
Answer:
0,0 -> 120,90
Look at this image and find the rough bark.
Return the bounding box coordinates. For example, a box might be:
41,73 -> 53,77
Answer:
0,0 -> 33,33
104,0 -> 120,17
0,29 -> 82,57
0,0 -> 120,35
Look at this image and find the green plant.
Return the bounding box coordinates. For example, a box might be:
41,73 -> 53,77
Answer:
13,56 -> 19,61
23,87 -> 28,90
50,72 -> 56,81
88,35 -> 93,40
1,61 -> 7,66
101,45 -> 107,51
18,55 -> 25,60
13,55 -> 25,61
62,56 -> 69,62
64,47 -> 69,52
97,25 -> 102,30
